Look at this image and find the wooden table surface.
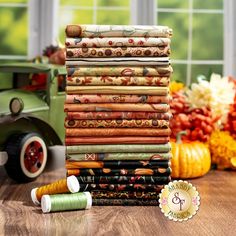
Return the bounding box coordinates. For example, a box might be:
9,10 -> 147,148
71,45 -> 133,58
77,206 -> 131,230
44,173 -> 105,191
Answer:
0,165 -> 236,236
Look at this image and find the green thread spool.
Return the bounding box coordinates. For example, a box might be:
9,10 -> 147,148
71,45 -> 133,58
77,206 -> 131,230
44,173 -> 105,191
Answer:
31,175 -> 80,205
41,192 -> 92,213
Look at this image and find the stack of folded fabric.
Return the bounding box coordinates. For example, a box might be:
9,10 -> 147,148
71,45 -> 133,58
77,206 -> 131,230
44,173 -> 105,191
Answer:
64,24 -> 173,206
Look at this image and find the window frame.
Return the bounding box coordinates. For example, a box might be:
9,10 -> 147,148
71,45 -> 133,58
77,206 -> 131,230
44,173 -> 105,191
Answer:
28,0 -> 59,59
223,0 -> 236,77
2,0 -> 234,80
0,1 -> 28,60
156,0 -> 225,85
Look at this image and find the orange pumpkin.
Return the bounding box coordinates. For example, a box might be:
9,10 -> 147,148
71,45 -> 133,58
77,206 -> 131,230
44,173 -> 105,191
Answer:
171,131 -> 211,179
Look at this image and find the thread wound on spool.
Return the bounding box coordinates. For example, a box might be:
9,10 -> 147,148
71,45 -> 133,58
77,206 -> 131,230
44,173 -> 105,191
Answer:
84,192 -> 92,209
31,177 -> 74,204
41,192 -> 91,213
67,175 -> 80,193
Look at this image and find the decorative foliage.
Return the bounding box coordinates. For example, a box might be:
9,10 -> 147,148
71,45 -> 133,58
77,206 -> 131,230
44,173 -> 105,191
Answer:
224,78 -> 236,138
170,92 -> 216,142
209,131 -> 236,170
186,74 -> 235,124
169,81 -> 185,94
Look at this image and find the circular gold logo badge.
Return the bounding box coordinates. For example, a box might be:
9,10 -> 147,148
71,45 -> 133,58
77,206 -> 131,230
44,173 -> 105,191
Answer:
159,180 -> 200,221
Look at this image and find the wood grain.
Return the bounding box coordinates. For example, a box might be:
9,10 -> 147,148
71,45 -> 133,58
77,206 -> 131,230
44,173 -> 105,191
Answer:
0,166 -> 236,236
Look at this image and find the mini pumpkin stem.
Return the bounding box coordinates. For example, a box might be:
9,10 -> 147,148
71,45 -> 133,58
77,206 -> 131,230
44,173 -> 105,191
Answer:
176,131 -> 187,144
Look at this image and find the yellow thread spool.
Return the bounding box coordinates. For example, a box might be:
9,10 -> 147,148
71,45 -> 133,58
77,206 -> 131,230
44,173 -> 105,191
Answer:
31,175 -> 80,205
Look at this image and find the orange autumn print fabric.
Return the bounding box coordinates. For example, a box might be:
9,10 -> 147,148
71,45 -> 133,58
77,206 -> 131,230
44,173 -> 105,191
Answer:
65,119 -> 169,128
65,136 -> 170,145
66,37 -> 170,48
66,76 -> 170,86
66,46 -> 170,58
64,103 -> 169,112
65,94 -> 171,104
66,111 -> 172,120
66,65 -> 173,77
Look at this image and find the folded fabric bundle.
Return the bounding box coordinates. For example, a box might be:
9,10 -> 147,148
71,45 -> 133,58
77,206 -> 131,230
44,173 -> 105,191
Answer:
92,198 -> 160,206
66,65 -> 173,77
91,190 -> 159,199
77,175 -> 170,184
66,85 -> 169,95
66,143 -> 171,154
66,37 -> 171,48
65,160 -> 170,169
66,152 -> 171,161
65,128 -> 171,137
65,25 -> 173,38
65,94 -> 171,104
64,103 -> 169,113
66,111 -> 172,120
65,24 -> 172,205
66,76 -> 170,86
66,57 -> 169,66
65,119 -> 169,128
66,46 -> 170,58
66,167 -> 171,176
65,136 -> 170,145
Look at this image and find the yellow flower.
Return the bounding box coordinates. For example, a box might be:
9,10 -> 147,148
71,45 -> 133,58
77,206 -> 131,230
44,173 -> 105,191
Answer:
209,130 -> 236,170
170,81 -> 185,94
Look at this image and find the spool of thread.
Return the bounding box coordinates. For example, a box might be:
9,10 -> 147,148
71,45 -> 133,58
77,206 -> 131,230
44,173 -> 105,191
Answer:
31,175 -> 80,205
41,192 -> 92,213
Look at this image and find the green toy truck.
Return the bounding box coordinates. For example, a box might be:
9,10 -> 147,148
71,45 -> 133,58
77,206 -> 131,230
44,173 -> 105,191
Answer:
0,63 -> 66,182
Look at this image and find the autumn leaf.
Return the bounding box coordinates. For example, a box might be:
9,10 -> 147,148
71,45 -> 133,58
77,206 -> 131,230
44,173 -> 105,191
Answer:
145,77 -> 154,86
140,161 -> 150,166
81,77 -> 92,85
154,78 -> 163,85
121,77 -> 131,85
117,185 -> 126,191
134,184 -> 145,190
100,76 -> 113,83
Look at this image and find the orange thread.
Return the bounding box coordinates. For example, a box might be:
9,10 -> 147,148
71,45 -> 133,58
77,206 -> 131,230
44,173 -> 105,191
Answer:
67,169 -> 80,176
36,179 -> 69,201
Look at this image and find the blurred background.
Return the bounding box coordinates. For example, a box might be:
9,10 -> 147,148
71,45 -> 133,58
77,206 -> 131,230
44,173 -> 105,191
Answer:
0,0 -> 233,85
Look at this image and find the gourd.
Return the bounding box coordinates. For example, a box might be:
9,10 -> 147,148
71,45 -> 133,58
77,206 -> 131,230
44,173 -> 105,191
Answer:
171,131 -> 211,179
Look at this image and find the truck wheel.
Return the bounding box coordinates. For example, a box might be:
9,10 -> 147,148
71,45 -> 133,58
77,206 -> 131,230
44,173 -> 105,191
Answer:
4,133 -> 47,182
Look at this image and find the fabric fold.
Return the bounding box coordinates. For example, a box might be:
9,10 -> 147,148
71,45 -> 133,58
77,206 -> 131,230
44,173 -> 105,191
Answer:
74,183 -> 166,192
66,152 -> 172,161
77,175 -> 170,184
92,198 -> 160,206
66,111 -> 172,120
66,85 -> 169,95
65,119 -> 169,128
66,143 -> 171,154
65,24 -> 173,38
90,191 -> 159,199
66,167 -> 171,176
66,57 -> 170,66
66,37 -> 171,48
64,103 -> 169,112
66,65 -> 173,77
65,94 -> 171,104
65,160 -> 170,169
66,46 -> 170,58
65,136 -> 169,145
66,76 -> 170,86
65,128 -> 171,137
